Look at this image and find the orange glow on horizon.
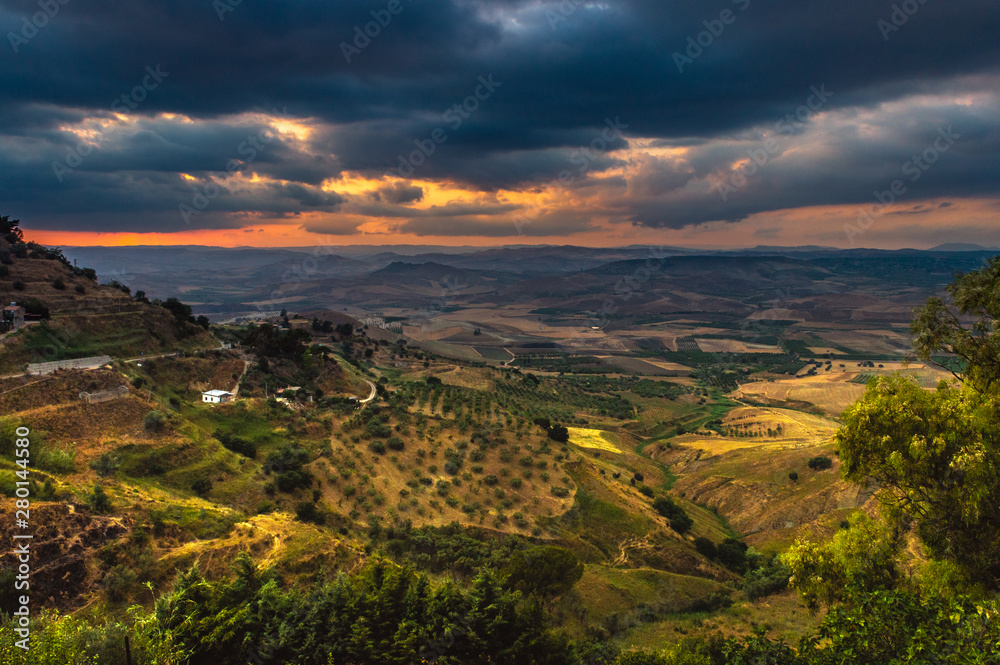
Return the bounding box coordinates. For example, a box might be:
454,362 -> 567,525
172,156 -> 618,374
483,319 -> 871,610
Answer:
22,197 -> 999,251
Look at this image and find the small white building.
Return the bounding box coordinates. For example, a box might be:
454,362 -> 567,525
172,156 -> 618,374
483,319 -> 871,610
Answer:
201,389 -> 235,404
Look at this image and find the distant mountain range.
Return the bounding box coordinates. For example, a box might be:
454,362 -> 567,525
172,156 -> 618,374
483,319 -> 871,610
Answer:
60,243 -> 1000,320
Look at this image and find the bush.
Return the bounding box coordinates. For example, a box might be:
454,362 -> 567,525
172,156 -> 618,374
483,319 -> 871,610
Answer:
36,441 -> 76,474
808,455 -> 833,471
101,564 -> 137,603
788,471 -> 799,481
88,484 -> 113,513
614,652 -> 670,665
52,277 -> 66,290
386,436 -> 404,451
142,411 -> 166,433
192,478 -> 212,497
12,280 -> 24,291
276,470 -> 313,492
717,538 -> 750,573
694,536 -> 717,559
22,298 -> 49,318
638,485 -> 655,498
743,559 -> 791,601
89,452 -> 120,478
215,431 -> 257,459
502,546 -> 584,597
295,501 -> 325,525
369,441 -> 386,454
669,512 -> 693,534
652,496 -> 693,533
547,425 -> 570,443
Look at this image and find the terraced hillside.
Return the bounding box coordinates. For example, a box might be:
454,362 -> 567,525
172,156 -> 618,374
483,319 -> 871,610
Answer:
0,234 -> 215,374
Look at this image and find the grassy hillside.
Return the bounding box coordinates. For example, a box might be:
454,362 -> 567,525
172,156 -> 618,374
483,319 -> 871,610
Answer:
0,236 -> 215,373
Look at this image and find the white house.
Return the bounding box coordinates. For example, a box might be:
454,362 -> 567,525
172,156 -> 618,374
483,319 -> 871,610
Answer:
201,389 -> 235,404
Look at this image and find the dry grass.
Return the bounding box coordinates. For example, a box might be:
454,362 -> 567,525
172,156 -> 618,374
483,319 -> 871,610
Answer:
569,427 -> 623,453
621,591 -> 823,650
732,373 -> 866,416
671,406 -> 838,458
317,417 -> 577,535
695,339 -> 783,354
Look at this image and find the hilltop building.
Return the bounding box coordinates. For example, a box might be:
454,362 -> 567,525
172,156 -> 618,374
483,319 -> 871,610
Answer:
201,389 -> 235,404
2,303 -> 25,332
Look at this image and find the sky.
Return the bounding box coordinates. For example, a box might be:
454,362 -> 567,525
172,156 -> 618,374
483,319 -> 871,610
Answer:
1,0 -> 999,249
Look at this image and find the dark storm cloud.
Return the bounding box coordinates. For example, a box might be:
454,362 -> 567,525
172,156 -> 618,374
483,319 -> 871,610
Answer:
620,96 -> 1000,229
0,0 -> 998,233
370,182 -> 424,204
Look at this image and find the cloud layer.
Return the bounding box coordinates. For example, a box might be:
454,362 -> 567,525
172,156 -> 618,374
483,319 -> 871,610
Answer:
1,0 -> 998,244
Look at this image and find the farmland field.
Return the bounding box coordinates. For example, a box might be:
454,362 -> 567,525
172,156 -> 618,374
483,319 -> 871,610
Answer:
598,355 -> 693,375
731,373 -> 866,416
474,347 -> 515,362
695,338 -> 783,354
568,427 -> 623,453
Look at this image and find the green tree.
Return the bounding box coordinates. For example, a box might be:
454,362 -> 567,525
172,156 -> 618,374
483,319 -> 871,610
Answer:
837,376 -> 1000,586
0,214 -> 23,244
88,483 -> 113,513
912,256 -> 1000,390
837,259 -> 1000,588
783,515 -> 904,609
143,410 -> 166,433
502,546 -> 584,598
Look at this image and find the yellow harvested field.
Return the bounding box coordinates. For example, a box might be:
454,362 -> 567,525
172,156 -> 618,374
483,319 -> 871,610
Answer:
695,339 -> 783,354
675,406 -> 839,457
724,406 -> 838,438
674,436 -> 797,456
732,373 -> 865,416
639,358 -> 695,372
569,427 -> 623,453
747,308 -> 806,322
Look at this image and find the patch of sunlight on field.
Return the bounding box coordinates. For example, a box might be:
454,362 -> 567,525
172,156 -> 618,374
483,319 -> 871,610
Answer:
569,427 -> 622,453
674,436 -> 802,457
